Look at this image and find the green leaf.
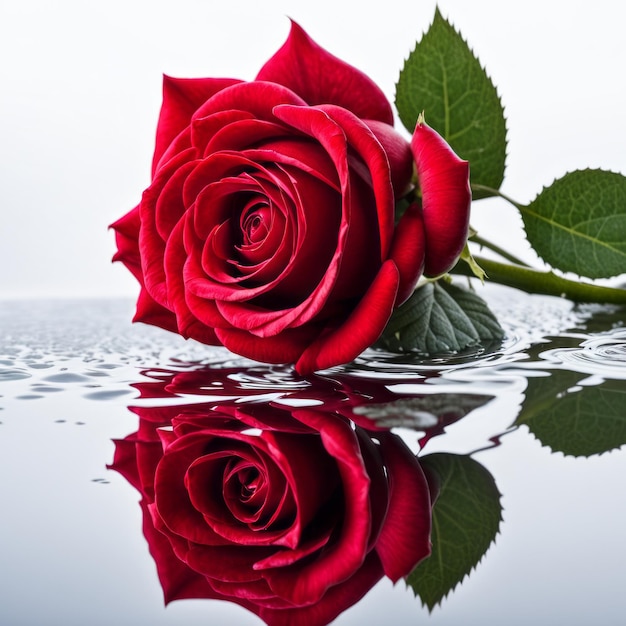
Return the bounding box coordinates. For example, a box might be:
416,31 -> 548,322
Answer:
516,371 -> 626,457
376,281 -> 504,354
521,169 -> 626,278
395,8 -> 506,197
459,242 -> 487,282
407,453 -> 502,610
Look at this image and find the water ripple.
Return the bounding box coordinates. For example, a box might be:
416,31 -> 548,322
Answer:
1,292 -> 624,405
0,367 -> 31,382
541,328 -> 626,379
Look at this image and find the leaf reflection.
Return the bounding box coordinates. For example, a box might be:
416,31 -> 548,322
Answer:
407,453 -> 502,611
516,372 -> 626,457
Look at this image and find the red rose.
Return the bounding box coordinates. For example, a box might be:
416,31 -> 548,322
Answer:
110,398 -> 432,626
111,22 -> 470,374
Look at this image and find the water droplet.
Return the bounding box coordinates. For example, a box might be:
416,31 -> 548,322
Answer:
83,389 -> 133,401
43,373 -> 90,383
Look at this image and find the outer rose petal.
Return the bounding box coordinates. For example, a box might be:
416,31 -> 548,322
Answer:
134,287 -> 180,334
411,120 -> 471,277
258,553 -> 383,626
109,207 -> 180,334
163,219 -> 220,345
364,119 -> 414,198
263,410 -> 372,605
374,432 -> 432,582
110,205 -> 143,278
256,21 -> 393,125
108,435 -> 144,493
138,500 -> 226,605
215,325 -> 318,365
315,104 -> 396,260
152,76 -> 241,175
388,202 -> 426,305
295,260 -> 399,374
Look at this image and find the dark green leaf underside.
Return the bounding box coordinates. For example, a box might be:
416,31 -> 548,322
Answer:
376,281 -> 504,354
395,8 -> 507,196
522,169 -> 626,278
407,453 -> 502,610
351,393 -> 492,430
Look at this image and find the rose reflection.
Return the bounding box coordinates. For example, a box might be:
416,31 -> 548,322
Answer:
110,366 -> 441,626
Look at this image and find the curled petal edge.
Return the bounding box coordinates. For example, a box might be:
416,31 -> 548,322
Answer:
411,119 -> 471,277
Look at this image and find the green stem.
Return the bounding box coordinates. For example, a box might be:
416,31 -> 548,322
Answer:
452,255 -> 626,304
471,183 -> 524,210
470,233 -> 530,267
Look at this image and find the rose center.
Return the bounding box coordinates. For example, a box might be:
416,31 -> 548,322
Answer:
241,203 -> 270,245
237,466 -> 261,501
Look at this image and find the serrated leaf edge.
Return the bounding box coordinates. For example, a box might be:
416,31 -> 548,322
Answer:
394,7 -> 509,195
405,453 -> 504,611
522,167 -> 626,279
520,424 -> 626,459
407,526 -> 503,612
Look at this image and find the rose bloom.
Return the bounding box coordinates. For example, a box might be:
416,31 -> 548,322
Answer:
110,401 -> 433,626
111,22 -> 470,374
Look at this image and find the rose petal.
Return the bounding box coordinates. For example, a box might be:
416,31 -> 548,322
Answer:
295,260 -> 399,374
215,324 -> 317,365
185,445 -> 298,546
163,218 -> 220,344
108,435 -> 144,493
110,205 -> 143,283
201,118 -> 289,156
411,120 -> 471,277
364,119 -> 414,198
184,543 -> 273,583
211,169 -> 342,335
374,433 -> 432,582
191,80 -> 306,126
353,429 -> 389,548
140,150 -> 198,307
256,20 -> 394,125
388,202 -> 426,305
133,287 -> 179,334
191,109 -> 256,154
201,106 -> 350,333
137,500 -> 228,606
283,103 -> 395,261
153,76 -> 241,175
262,410 -> 372,605
258,553 -> 383,626
242,141 -> 341,191
154,435 -> 234,546
208,578 -> 285,605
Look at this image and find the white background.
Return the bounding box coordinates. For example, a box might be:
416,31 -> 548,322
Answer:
2,0 -> 625,298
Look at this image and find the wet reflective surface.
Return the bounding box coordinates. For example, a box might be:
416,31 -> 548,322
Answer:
1,286 -> 625,625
